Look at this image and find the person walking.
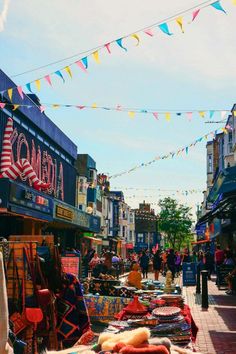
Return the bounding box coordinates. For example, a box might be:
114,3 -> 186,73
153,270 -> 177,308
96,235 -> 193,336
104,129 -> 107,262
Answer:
167,249 -> 176,279
139,251 -> 149,278
153,250 -> 162,281
174,251 -> 181,277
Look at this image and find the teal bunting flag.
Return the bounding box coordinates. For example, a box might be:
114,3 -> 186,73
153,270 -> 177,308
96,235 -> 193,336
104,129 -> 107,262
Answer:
186,146 -> 189,154
159,23 -> 173,35
55,70 -> 65,83
81,57 -> 88,69
116,38 -> 128,51
209,110 -> 215,119
25,83 -> 33,93
210,1 -> 226,14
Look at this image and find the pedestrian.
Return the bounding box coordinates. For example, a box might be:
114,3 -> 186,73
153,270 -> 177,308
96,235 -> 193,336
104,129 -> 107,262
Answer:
89,252 -> 101,270
153,250 -> 162,281
161,251 -> 167,275
223,251 -> 235,266
139,251 -> 149,278
175,251 -> 181,277
167,249 -> 176,279
127,263 -> 142,289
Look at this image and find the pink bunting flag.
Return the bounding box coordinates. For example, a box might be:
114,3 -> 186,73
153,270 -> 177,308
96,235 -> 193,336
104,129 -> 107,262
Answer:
45,75 -> 52,86
152,112 -> 158,120
75,60 -> 87,73
192,9 -> 200,21
0,102 -> 6,109
40,105 -> 46,113
186,112 -> 193,121
105,43 -> 111,54
116,104 -> 122,111
17,86 -> 24,99
144,29 -> 154,36
76,105 -> 85,110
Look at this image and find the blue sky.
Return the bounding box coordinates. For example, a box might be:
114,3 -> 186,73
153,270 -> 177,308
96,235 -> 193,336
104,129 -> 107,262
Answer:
1,0 -> 236,216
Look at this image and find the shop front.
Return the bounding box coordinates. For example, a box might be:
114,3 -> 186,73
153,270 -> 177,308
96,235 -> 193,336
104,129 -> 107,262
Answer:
0,178 -> 53,236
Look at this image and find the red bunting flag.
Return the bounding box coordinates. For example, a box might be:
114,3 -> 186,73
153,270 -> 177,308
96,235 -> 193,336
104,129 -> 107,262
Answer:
17,86 -> 24,99
192,9 -> 200,21
105,43 -> 111,53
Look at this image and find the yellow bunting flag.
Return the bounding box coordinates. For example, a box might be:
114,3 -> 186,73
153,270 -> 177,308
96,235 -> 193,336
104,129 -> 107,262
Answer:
65,66 -> 72,78
221,128 -> 228,134
35,79 -> 41,91
92,103 -> 97,108
233,111 -> 236,116
13,104 -> 20,111
92,50 -> 100,64
128,111 -> 135,118
199,111 -> 205,118
165,112 -> 171,121
131,33 -> 140,46
8,88 -> 13,101
52,104 -> 60,109
176,17 -> 184,33
232,0 -> 236,4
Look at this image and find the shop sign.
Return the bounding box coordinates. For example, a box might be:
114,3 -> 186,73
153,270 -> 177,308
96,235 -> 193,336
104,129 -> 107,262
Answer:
56,205 -> 74,221
75,210 -> 90,228
9,181 -> 53,215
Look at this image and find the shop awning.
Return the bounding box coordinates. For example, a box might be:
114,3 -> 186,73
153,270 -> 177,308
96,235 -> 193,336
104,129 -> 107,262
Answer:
83,235 -> 102,244
125,243 -> 134,249
191,240 -> 211,245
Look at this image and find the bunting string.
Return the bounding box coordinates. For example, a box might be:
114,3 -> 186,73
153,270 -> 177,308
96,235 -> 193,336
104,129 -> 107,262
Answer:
109,125 -> 231,179
3,0 -> 232,98
112,187 -> 202,193
0,100 -> 234,122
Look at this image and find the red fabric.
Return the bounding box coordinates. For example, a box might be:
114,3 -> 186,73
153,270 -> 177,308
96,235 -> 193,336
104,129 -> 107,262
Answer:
181,305 -> 198,342
215,249 -> 225,265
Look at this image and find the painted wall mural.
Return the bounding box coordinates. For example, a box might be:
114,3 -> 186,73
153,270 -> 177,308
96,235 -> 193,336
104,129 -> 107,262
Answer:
0,117 -> 65,200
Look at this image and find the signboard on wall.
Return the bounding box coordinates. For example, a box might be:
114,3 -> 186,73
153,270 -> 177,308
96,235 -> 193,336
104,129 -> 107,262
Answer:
0,112 -> 76,205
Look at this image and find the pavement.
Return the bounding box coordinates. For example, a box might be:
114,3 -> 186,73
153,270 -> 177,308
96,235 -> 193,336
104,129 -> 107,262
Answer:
119,272 -> 236,354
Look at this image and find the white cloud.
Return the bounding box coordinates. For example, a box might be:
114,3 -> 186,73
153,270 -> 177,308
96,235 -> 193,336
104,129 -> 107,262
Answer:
0,0 -> 10,32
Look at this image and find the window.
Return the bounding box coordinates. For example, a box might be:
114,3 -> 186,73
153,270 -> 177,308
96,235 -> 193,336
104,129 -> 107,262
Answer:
21,122 -> 28,130
29,128 -> 36,136
37,134 -> 43,142
122,226 -> 126,238
79,205 -> 83,210
207,154 -> 213,173
12,116 -> 21,124
89,169 -> 95,180
129,230 -> 133,241
137,233 -> 143,243
79,178 -> 84,193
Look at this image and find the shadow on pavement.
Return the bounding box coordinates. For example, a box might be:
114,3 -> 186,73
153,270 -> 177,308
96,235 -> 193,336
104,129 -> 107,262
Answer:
214,307 -> 236,331
209,330 -> 236,353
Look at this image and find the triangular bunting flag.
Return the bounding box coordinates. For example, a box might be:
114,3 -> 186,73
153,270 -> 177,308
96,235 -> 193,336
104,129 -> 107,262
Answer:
131,33 -> 140,46
176,17 -> 184,33
92,50 -> 100,64
26,83 -> 33,92
144,29 -> 154,36
7,88 -> 13,101
128,111 -> 135,118
232,0 -> 236,4
209,110 -> 215,119
0,103 -> 6,109
55,70 -> 65,83
187,112 -> 193,121
165,112 -> 171,121
104,43 -> 111,54
153,112 -> 158,120
45,75 -> 52,86
75,60 -> 87,73
221,110 -> 227,118
116,38 -> 128,51
17,86 -> 24,99
159,23 -> 173,36
65,66 -> 73,78
81,57 -> 88,69
52,104 -> 60,109
40,105 -> 46,113
35,79 -> 41,91
233,111 -> 236,116
211,1 -> 226,14
199,111 -> 205,118
92,103 -> 97,108
76,105 -> 85,110
192,9 -> 200,21
12,104 -> 20,111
